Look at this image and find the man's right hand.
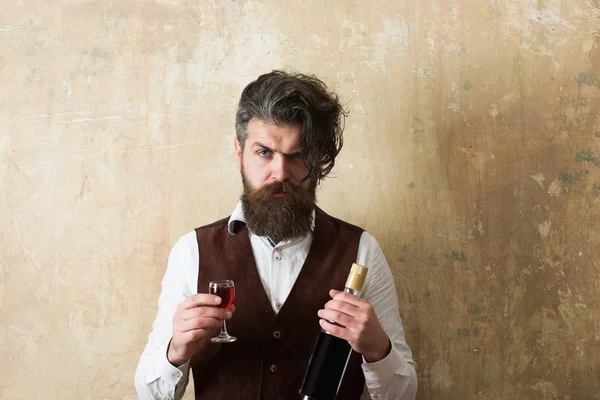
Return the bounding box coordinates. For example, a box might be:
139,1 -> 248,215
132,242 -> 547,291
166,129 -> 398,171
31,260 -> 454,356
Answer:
167,294 -> 235,367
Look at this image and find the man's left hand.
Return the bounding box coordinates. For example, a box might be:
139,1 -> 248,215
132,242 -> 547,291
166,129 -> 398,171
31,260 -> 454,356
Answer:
317,289 -> 391,362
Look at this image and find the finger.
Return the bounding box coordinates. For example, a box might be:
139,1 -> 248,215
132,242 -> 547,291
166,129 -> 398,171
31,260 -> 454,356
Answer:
178,316 -> 224,333
324,299 -> 360,317
177,293 -> 222,311
329,290 -> 368,307
186,327 -> 220,343
178,306 -> 232,321
317,309 -> 355,328
319,319 -> 357,342
180,326 -> 221,344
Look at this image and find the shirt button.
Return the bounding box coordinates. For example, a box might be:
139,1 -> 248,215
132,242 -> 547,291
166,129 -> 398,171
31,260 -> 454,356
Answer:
273,330 -> 281,339
276,302 -> 282,309
270,364 -> 278,373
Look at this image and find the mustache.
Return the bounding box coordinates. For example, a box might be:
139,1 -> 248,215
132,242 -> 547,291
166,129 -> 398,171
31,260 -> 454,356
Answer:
246,181 -> 297,202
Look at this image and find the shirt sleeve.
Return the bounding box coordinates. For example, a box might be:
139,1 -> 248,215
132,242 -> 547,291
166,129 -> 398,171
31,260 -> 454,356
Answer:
357,232 -> 418,400
134,231 -> 199,400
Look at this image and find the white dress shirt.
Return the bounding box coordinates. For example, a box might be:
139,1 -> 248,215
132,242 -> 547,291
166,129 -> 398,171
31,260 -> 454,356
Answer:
135,202 -> 418,400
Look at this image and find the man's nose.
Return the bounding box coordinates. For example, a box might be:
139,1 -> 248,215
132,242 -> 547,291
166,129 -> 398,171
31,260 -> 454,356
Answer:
271,154 -> 291,182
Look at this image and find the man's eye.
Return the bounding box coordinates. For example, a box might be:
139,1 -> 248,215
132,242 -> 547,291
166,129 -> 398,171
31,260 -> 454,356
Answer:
258,149 -> 271,157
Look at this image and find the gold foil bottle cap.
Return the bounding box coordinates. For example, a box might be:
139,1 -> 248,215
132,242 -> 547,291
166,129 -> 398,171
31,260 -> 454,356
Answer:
345,263 -> 368,292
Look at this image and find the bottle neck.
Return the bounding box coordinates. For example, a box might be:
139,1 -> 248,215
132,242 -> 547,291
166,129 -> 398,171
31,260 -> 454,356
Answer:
343,286 -> 361,297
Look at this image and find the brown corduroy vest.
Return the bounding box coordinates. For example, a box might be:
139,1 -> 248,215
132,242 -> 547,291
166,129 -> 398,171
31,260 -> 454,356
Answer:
190,207 -> 366,399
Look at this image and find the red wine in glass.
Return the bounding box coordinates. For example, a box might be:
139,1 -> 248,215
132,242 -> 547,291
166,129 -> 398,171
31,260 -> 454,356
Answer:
209,280 -> 237,343
213,286 -> 235,309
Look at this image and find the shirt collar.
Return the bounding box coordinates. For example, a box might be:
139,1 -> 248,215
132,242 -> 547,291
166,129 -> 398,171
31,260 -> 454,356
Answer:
227,201 -> 316,236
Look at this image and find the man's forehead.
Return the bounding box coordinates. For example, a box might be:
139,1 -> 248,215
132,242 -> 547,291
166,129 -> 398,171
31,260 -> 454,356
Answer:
246,119 -> 302,150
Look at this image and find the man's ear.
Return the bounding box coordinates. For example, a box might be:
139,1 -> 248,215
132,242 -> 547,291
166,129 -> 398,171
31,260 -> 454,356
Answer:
234,137 -> 242,171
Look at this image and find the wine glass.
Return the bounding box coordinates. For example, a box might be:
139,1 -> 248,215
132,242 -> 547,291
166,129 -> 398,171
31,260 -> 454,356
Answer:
209,280 -> 237,343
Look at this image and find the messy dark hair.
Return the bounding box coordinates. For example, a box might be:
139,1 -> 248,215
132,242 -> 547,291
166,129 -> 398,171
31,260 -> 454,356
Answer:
235,70 -> 346,183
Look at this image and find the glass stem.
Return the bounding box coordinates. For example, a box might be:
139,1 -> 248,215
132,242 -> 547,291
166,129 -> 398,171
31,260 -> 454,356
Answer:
221,320 -> 229,337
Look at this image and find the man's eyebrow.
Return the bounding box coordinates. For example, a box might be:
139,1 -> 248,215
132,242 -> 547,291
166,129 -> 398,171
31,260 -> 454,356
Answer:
284,150 -> 303,158
252,141 -> 302,157
252,141 -> 274,151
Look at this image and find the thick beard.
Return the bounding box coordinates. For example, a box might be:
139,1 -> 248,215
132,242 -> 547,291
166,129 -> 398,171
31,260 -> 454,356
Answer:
240,172 -> 316,243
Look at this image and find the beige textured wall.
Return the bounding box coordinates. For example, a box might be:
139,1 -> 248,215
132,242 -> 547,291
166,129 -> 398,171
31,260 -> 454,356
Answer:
1,1 -> 599,399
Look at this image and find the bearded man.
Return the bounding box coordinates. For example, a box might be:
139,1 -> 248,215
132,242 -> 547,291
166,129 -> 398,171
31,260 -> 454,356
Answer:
135,70 -> 417,400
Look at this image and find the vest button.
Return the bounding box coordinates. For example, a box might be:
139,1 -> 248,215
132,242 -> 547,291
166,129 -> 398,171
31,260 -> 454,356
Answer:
273,330 -> 281,339
270,364 -> 278,373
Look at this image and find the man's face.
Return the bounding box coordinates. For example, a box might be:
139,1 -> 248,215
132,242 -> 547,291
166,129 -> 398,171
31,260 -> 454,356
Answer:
235,118 -> 317,241
235,118 -> 313,191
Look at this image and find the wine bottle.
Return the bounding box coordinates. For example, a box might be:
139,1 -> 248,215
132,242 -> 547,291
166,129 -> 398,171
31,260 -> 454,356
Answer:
299,263 -> 369,400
